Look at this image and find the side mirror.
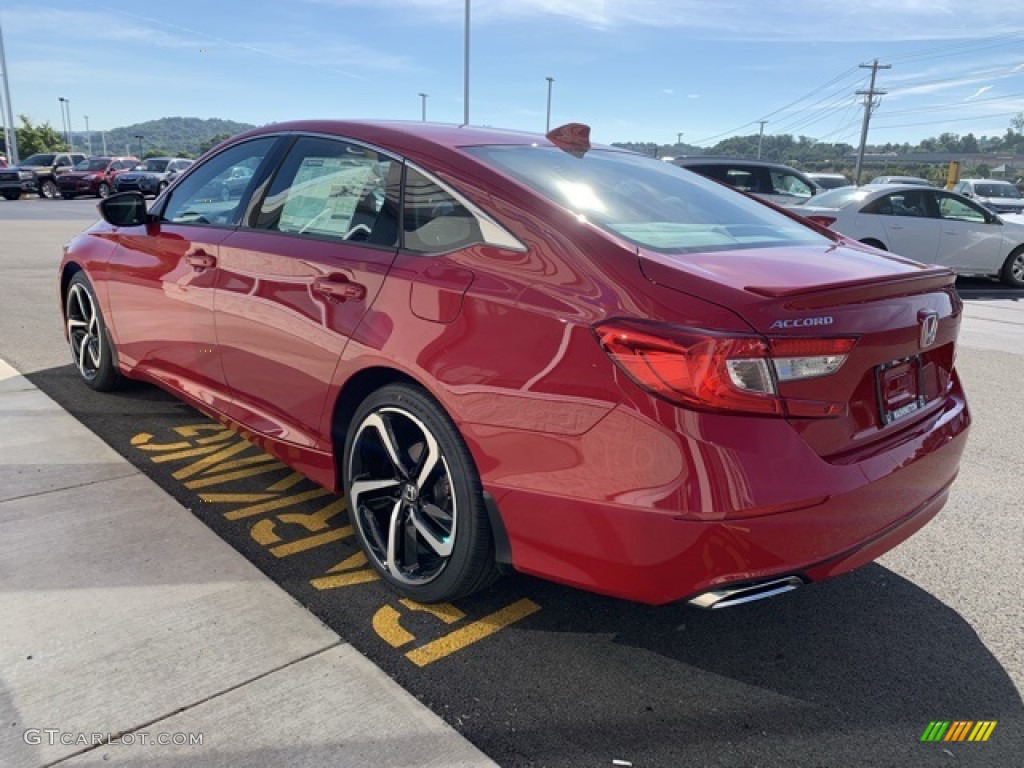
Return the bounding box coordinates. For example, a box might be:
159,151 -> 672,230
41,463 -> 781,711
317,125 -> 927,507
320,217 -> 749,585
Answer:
99,192 -> 149,227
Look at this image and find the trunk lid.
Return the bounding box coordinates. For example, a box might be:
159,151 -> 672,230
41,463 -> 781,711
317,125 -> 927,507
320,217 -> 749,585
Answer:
640,242 -> 961,459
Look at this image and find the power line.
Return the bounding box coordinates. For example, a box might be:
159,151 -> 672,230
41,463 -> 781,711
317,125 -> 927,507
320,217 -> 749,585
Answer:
871,110 -> 1021,130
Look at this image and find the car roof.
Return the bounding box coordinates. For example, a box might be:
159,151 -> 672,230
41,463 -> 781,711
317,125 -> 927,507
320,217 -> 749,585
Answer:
230,120 -> 613,156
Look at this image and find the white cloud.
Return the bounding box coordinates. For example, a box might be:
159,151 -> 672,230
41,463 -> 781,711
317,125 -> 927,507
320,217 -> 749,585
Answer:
662,88 -> 674,95
688,94 -> 701,99
965,85 -> 995,101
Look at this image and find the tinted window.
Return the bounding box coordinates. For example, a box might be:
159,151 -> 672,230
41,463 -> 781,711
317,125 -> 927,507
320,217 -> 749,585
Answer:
402,167 -> 483,253
937,194 -> 986,223
770,171 -> 813,199
254,136 -> 398,246
881,190 -> 930,218
162,138 -> 275,227
76,159 -> 110,171
140,159 -> 169,172
975,183 -> 1020,199
21,154 -> 55,165
468,146 -> 828,253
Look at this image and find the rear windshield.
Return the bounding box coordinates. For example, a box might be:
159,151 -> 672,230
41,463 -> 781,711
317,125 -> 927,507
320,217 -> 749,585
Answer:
138,159 -> 169,172
464,146 -> 828,254
75,159 -> 110,171
22,154 -> 55,166
975,183 -> 1020,198
806,187 -> 874,208
811,175 -> 850,190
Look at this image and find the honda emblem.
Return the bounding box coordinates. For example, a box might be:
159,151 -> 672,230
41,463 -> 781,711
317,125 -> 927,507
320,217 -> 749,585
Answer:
919,311 -> 939,349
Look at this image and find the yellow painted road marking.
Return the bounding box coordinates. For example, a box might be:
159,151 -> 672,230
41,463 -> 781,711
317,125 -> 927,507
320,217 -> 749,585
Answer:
270,528 -> 352,558
222,488 -> 333,520
199,492 -> 278,504
399,599 -> 465,625
310,551 -> 380,589
405,599 -> 541,667
268,471 -> 309,492
172,438 -> 254,480
373,605 -> 416,648
184,461 -> 286,489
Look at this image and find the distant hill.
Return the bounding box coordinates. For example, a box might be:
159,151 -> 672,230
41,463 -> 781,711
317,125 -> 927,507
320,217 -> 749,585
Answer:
72,117 -> 256,158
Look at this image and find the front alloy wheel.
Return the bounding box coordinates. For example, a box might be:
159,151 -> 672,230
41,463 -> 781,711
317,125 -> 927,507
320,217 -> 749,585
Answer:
65,273 -> 121,391
344,384 -> 498,602
39,179 -> 58,199
1001,246 -> 1024,288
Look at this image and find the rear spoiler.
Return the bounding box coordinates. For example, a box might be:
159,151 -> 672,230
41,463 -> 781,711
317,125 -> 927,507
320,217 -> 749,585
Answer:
746,268 -> 956,309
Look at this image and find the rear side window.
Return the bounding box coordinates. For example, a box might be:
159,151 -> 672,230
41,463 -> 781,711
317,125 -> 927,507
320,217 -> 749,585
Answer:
402,167 -> 483,253
254,136 -> 399,247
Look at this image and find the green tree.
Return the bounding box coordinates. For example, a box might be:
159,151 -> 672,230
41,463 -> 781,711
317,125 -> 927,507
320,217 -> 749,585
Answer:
975,163 -> 991,179
198,132 -> 233,154
15,114 -> 68,156
143,148 -> 168,159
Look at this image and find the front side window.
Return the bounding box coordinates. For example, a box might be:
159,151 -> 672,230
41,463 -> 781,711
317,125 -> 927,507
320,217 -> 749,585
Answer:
254,136 -> 398,246
161,138 -> 275,226
467,146 -> 828,254
881,190 -> 930,218
770,171 -> 813,199
937,194 -> 987,223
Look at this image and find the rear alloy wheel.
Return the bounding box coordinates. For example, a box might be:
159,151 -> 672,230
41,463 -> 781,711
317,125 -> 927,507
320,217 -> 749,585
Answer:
97,182 -> 111,199
39,179 -> 58,199
343,384 -> 498,603
1000,246 -> 1024,288
65,273 -> 122,391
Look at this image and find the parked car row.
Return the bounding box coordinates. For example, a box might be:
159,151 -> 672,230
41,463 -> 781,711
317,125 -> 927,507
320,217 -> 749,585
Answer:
0,153 -> 192,200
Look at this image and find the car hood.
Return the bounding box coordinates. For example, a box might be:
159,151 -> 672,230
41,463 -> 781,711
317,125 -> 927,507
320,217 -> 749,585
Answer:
638,240 -> 952,333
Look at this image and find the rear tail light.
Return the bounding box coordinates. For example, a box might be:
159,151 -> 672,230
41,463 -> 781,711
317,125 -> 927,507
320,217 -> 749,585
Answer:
594,320 -> 856,418
804,215 -> 836,228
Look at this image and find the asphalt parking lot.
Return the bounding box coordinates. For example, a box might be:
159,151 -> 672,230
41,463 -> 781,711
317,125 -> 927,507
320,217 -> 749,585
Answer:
2,196 -> 1022,767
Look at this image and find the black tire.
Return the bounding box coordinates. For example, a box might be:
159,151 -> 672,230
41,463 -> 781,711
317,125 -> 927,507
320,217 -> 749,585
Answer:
65,272 -> 122,392
39,178 -> 58,199
343,383 -> 499,603
61,192 -> 74,200
2,190 -> 19,201
97,182 -> 111,199
1000,246 -> 1024,288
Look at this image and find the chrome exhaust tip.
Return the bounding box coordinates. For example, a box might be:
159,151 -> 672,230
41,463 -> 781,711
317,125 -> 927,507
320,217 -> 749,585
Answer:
688,576 -> 805,609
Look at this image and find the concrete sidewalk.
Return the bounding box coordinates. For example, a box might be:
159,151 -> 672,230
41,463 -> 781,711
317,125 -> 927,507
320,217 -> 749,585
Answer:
0,359 -> 498,767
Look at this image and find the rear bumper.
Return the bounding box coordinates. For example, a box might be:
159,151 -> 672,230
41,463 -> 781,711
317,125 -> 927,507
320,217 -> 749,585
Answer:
477,386 -> 969,605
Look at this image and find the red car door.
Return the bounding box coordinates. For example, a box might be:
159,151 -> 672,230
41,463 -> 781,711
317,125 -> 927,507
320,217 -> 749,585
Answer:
103,137 -> 279,413
214,135 -> 401,450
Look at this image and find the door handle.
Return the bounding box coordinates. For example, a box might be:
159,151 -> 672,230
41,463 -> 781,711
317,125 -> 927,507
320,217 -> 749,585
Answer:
313,275 -> 366,301
186,251 -> 217,270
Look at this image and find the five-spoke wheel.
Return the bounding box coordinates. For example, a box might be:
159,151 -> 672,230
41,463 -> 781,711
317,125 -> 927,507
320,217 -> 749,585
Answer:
343,384 -> 497,602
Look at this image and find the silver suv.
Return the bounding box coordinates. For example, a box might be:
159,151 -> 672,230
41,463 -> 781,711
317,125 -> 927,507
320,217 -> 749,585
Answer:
953,179 -> 1024,215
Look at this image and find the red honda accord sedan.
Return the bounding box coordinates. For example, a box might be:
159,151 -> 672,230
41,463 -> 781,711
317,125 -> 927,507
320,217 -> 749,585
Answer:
59,120 -> 970,606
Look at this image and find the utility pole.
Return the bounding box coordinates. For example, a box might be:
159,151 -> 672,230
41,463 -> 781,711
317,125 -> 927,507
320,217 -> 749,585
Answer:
545,77 -> 554,132
418,93 -> 428,122
463,0 -> 470,126
58,98 -> 69,147
101,131 -> 107,155
853,59 -> 890,186
84,115 -> 92,154
0,19 -> 18,164
756,120 -> 768,159
676,132 -> 683,145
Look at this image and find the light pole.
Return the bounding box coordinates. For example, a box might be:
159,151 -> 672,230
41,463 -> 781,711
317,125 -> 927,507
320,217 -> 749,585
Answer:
64,98 -> 73,151
0,19 -> 19,164
418,93 -> 428,122
545,77 -> 554,133
463,0 -> 470,125
134,134 -> 144,158
84,115 -> 92,155
58,97 -> 69,147
676,132 -> 683,145
756,120 -> 768,160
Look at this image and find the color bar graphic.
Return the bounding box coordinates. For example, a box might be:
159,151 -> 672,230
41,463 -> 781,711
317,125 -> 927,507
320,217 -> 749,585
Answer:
921,721 -> 996,742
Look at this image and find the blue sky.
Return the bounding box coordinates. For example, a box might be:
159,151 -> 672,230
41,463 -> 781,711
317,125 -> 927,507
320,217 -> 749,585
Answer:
2,1 -> 1023,148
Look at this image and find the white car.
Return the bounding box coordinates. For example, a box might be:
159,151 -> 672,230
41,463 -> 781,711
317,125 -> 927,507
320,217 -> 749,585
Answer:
800,184 -> 1024,287
952,178 -> 1024,216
